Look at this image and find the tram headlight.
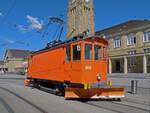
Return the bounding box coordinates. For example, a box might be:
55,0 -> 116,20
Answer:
97,74 -> 101,81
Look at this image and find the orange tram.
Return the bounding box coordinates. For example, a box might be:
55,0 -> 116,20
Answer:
25,35 -> 124,99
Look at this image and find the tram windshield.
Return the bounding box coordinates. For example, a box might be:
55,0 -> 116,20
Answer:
85,44 -> 92,60
73,44 -> 81,61
94,45 -> 101,60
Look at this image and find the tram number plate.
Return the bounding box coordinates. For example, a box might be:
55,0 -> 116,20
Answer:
85,66 -> 92,70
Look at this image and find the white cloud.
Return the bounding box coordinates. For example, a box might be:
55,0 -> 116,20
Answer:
4,38 -> 15,44
0,12 -> 2,16
26,15 -> 43,30
14,24 -> 27,32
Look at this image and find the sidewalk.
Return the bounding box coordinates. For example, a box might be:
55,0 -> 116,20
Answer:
108,73 -> 150,79
108,73 -> 150,105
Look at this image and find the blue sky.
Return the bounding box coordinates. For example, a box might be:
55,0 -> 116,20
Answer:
0,0 -> 150,60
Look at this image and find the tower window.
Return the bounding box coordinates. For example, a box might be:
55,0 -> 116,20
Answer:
85,0 -> 90,2
84,6 -> 90,11
72,0 -> 75,3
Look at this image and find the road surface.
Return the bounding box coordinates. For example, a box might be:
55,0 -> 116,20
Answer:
0,74 -> 149,113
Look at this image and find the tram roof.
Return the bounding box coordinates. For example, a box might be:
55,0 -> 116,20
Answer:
31,35 -> 108,55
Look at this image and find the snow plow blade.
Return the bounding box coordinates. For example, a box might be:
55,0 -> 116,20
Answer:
65,87 -> 124,99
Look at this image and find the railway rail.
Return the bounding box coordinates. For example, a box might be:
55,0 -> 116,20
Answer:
0,87 -> 48,113
84,99 -> 150,113
0,97 -> 14,113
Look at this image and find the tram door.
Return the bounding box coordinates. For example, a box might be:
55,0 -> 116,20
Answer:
64,46 -> 71,81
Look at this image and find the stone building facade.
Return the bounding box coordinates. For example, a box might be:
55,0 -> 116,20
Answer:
96,20 -> 150,74
67,0 -> 95,39
0,61 -> 4,72
3,49 -> 30,74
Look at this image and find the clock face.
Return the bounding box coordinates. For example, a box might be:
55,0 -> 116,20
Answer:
85,0 -> 90,2
72,0 -> 75,3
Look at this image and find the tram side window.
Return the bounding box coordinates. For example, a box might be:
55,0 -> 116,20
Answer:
94,45 -> 101,60
73,44 -> 81,61
85,44 -> 92,60
103,47 -> 107,60
65,47 -> 71,62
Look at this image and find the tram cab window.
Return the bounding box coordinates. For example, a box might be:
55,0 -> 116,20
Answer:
65,47 -> 71,62
73,44 -> 81,61
103,47 -> 107,60
94,45 -> 101,60
85,44 -> 92,60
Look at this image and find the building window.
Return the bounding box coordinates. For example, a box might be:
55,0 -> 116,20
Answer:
128,50 -> 136,55
128,57 -> 136,67
143,31 -> 150,42
66,47 -> 71,62
73,44 -> 81,61
127,34 -> 136,45
144,48 -> 150,53
94,45 -> 101,60
114,38 -> 121,48
147,56 -> 150,66
85,44 -> 92,60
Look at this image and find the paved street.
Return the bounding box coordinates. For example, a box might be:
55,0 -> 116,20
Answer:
0,74 -> 150,113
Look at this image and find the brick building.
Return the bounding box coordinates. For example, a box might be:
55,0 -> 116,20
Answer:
96,20 -> 150,74
67,0 -> 95,39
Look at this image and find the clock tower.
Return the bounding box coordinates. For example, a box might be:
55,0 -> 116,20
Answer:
67,0 -> 95,39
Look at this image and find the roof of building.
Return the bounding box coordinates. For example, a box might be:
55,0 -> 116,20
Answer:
5,49 -> 30,58
95,20 -> 150,37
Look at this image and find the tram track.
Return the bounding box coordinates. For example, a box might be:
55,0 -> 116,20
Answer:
0,87 -> 48,113
0,97 -> 14,113
85,99 -> 150,113
122,97 -> 150,106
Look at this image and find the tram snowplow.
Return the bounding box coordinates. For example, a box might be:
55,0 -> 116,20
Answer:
65,87 -> 124,99
25,35 -> 124,99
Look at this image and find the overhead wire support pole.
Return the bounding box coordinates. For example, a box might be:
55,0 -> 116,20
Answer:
48,17 -> 65,42
48,17 -> 65,25
57,26 -> 64,41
